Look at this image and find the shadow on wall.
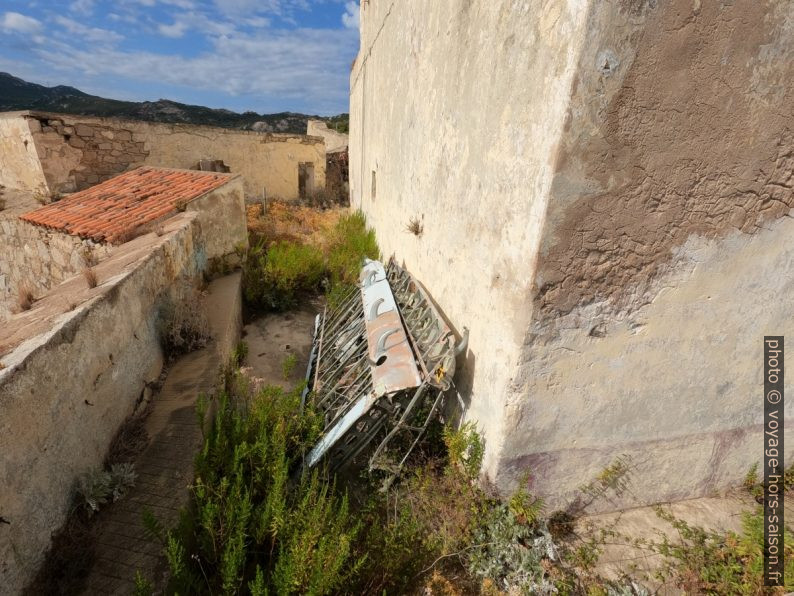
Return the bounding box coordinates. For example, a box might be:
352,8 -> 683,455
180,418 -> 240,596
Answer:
446,345 -> 476,430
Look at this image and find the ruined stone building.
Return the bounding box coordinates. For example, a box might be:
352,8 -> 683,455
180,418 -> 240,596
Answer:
350,0 -> 794,509
0,111 -> 326,200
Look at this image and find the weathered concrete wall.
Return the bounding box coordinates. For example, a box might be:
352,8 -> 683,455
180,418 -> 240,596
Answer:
307,120 -> 349,153
0,179 -> 246,593
350,0 -> 592,478
0,111 -> 326,199
351,0 -> 794,509
502,0 -> 794,509
0,114 -> 48,195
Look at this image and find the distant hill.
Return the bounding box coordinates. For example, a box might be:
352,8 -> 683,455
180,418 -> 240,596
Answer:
0,72 -> 348,135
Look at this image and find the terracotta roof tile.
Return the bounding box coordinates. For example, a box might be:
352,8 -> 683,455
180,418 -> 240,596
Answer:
20,166 -> 233,244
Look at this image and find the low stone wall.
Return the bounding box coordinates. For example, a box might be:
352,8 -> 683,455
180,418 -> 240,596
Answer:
0,215 -> 110,321
0,180 -> 246,593
0,111 -> 326,199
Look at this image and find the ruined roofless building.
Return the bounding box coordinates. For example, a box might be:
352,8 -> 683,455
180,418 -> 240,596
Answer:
349,0 -> 794,510
0,111 -> 326,200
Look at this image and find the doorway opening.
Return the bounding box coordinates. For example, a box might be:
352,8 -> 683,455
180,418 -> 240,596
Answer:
298,162 -> 315,198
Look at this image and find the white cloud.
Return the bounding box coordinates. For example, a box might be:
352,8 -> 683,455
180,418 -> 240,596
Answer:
213,0 -> 309,17
69,0 -> 95,15
1,0 -> 360,113
342,1 -> 359,29
157,20 -> 188,38
342,1 -> 361,31
33,24 -> 358,112
1,12 -> 43,34
53,16 -> 123,44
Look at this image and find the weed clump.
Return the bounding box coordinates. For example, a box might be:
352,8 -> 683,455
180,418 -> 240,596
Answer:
76,463 -> 137,515
16,284 -> 35,312
162,373 -> 363,594
282,352 -> 298,380
405,216 -> 424,236
326,211 -> 380,289
83,267 -> 98,289
651,505 -> 794,593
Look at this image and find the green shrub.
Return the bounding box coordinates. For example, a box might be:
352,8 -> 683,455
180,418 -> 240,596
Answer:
443,422 -> 484,480
282,353 -> 298,380
164,376 -> 363,595
244,240 -> 326,311
76,463 -> 137,515
327,211 -> 380,292
466,502 -> 559,593
652,505 -> 794,594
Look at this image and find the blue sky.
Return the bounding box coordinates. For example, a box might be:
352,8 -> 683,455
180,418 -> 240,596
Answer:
0,0 -> 360,115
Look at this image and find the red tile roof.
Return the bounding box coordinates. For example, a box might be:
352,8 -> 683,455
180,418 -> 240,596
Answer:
20,166 -> 234,244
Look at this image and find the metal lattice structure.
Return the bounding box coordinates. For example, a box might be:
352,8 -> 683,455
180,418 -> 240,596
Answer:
304,258 -> 467,483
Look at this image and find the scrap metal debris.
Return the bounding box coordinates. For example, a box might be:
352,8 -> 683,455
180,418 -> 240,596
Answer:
304,257 -> 467,484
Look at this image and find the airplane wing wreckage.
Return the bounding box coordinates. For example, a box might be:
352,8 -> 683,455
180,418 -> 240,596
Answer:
302,257 -> 468,486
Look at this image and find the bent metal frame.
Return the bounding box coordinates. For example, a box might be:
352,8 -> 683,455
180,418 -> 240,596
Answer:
303,257 -> 467,486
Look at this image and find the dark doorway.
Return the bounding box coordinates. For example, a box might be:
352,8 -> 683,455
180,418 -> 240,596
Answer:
298,162 -> 315,198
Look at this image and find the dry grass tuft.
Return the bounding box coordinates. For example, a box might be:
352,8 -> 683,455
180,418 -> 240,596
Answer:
83,267 -> 98,289
405,216 -> 424,236
80,246 -> 98,267
246,200 -> 345,254
17,284 -> 35,312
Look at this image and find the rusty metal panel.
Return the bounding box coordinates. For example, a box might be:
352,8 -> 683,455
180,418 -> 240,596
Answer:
360,259 -> 421,396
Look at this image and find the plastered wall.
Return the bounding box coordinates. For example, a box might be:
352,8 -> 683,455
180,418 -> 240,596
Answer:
351,0 -> 794,508
502,0 -> 794,509
0,114 -> 48,195
350,0 -> 592,478
0,111 -> 326,199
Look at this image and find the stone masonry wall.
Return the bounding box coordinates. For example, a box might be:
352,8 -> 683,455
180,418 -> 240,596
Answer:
0,215 -> 110,321
28,114 -> 149,193
0,111 -> 326,199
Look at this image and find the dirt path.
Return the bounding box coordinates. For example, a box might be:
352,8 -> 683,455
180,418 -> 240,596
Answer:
81,274 -> 241,595
241,297 -> 322,389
